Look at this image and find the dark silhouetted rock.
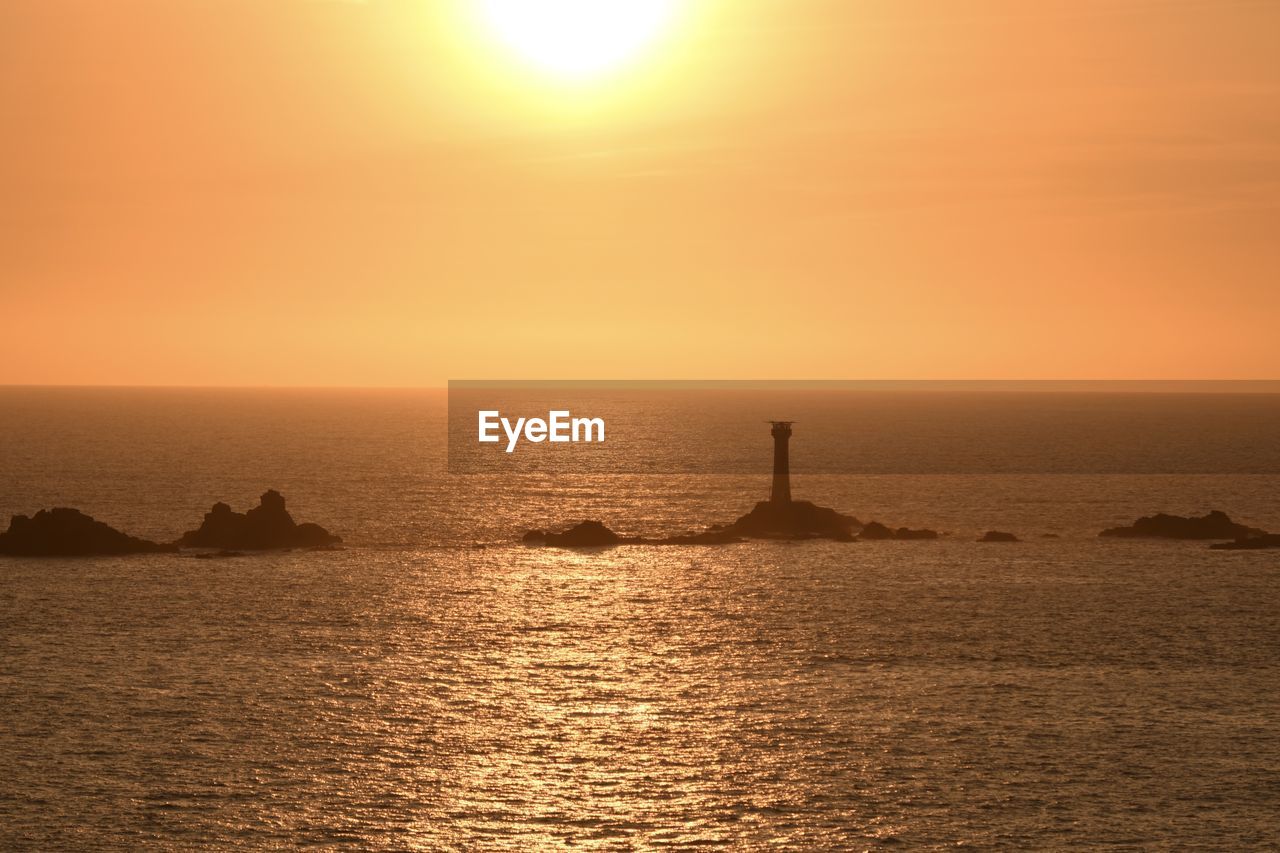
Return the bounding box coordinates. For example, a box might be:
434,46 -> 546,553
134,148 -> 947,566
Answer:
1099,511 -> 1265,541
858,521 -> 894,540
524,498 -> 858,548
0,508 -> 175,556
978,530 -> 1020,542
858,521 -> 939,541
538,520 -> 620,547
723,500 -> 859,541
178,490 -> 341,551
1210,534 -> 1280,551
524,520 -> 744,547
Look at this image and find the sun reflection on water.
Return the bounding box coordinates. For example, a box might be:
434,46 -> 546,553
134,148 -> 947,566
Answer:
5,540 -> 1278,848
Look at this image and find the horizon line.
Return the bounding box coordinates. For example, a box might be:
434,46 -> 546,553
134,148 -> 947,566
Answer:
5,379 -> 1280,393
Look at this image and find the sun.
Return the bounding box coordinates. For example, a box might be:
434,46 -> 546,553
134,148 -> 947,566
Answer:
476,0 -> 682,81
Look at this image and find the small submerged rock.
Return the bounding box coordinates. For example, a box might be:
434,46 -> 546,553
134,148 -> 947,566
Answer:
858,521 -> 939,541
1209,534 -> 1280,551
1099,511 -> 1265,541
978,530 -> 1020,543
0,508 -> 175,556
656,529 -> 743,545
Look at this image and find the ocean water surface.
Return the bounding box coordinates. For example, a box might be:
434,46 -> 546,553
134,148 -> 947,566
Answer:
1,388 -> 1278,848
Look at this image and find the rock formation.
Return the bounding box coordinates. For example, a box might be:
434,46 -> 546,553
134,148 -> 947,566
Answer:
178,490 -> 341,551
1099,511 -> 1265,541
978,530 -> 1020,542
523,520 -> 619,547
523,499 -> 861,548
722,500 -> 859,541
0,508 -> 175,556
523,520 -> 742,548
858,521 -> 939,541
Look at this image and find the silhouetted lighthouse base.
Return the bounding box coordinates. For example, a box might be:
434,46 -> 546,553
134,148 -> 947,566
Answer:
716,420 -> 858,539
770,421 -> 793,504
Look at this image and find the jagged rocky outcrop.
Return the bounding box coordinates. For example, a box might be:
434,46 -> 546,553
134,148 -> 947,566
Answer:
0,508 -> 175,556
523,520 -> 741,548
523,521 -> 619,547
978,530 -> 1020,543
858,521 -> 939,541
178,490 -> 341,551
723,500 -> 859,541
1099,511 -> 1266,541
1210,534 -> 1280,551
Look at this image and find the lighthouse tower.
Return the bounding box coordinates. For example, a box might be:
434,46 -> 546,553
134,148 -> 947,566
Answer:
769,421 -> 793,504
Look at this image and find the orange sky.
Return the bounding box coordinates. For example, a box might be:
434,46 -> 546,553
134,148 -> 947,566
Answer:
2,0 -> 1278,385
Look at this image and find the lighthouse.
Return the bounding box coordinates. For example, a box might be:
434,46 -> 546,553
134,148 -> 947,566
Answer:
769,421 -> 793,504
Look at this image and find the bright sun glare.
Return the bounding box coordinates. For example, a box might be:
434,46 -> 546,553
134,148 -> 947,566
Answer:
477,0 -> 681,80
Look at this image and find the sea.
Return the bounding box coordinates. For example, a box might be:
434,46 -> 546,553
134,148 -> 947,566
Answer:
1,387 -> 1278,849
